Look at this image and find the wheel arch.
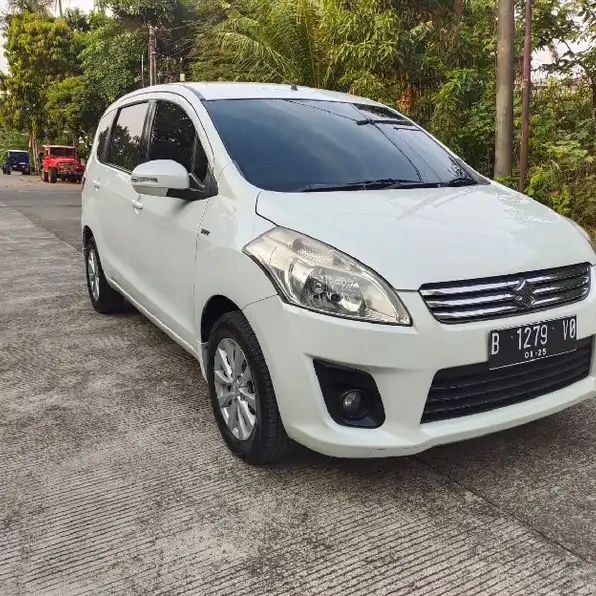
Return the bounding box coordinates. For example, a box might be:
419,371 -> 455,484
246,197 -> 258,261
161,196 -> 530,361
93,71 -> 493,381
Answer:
83,225 -> 94,247
200,295 -> 241,344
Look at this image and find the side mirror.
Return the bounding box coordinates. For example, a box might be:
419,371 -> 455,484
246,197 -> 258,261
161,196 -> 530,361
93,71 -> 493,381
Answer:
131,160 -> 190,197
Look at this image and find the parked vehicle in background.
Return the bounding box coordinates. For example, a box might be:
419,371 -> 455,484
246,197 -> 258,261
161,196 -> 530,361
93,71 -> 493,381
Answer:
2,149 -> 31,175
82,82 -> 596,465
39,145 -> 84,184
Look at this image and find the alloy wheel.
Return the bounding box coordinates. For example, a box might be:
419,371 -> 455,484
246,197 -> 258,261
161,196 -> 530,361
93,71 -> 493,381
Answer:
87,249 -> 100,302
213,338 -> 257,441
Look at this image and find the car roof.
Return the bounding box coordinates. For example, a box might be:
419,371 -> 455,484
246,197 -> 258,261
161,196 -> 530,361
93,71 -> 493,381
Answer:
6,149 -> 28,152
44,145 -> 75,149
111,81 -> 384,110
183,82 -> 380,104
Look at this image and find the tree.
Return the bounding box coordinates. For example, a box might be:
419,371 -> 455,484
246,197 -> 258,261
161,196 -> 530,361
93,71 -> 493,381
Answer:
0,11 -> 80,145
217,0 -> 332,87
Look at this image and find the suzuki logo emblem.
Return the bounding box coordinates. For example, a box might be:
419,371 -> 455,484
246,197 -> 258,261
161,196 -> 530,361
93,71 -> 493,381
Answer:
513,279 -> 536,309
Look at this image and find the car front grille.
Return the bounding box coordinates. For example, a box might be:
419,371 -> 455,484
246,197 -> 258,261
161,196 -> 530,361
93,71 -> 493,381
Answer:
422,337 -> 593,423
419,263 -> 591,324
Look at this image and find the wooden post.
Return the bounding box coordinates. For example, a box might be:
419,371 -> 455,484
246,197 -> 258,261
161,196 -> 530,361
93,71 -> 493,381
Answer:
519,0 -> 533,192
495,0 -> 515,179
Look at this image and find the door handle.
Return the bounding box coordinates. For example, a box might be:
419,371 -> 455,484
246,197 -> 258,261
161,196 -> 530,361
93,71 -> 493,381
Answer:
132,198 -> 144,210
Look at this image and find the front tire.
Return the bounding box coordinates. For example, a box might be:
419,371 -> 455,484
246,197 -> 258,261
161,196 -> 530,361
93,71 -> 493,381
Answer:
207,311 -> 293,465
49,167 -> 57,183
41,169 -> 49,182
84,238 -> 125,314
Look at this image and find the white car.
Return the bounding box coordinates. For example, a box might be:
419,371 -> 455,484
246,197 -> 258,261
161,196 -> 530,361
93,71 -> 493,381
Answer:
82,82 -> 596,465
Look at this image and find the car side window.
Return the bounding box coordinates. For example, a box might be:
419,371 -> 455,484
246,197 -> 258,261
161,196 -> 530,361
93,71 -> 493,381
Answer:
148,100 -> 209,183
95,111 -> 116,163
107,102 -> 149,172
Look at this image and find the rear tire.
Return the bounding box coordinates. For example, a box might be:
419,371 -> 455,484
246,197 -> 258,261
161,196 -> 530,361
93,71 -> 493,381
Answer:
84,237 -> 125,314
49,167 -> 57,183
207,311 -> 293,465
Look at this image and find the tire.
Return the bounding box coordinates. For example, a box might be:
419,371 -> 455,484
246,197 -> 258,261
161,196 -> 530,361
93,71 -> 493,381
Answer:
41,169 -> 48,182
84,237 -> 125,314
207,311 -> 293,465
49,167 -> 57,183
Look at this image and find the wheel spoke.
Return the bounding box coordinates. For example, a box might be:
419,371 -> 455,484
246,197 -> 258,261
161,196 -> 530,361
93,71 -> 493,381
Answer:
214,368 -> 232,386
215,347 -> 233,381
237,400 -> 256,436
227,398 -> 238,434
238,366 -> 252,384
237,403 -> 249,440
217,390 -> 234,408
238,387 -> 256,410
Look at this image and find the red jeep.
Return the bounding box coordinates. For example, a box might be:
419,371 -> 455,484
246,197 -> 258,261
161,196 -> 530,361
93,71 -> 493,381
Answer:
39,145 -> 84,184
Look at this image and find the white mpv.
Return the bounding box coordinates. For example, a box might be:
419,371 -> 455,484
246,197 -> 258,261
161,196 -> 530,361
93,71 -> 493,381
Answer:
82,82 -> 596,464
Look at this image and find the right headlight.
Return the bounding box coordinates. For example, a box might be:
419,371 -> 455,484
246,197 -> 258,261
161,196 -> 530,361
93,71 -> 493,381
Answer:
244,227 -> 411,326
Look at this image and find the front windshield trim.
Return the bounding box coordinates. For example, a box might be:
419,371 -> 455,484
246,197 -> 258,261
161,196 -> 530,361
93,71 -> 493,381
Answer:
203,98 -> 487,193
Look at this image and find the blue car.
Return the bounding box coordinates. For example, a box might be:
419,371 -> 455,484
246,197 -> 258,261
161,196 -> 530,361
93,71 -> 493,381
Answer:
2,150 -> 31,175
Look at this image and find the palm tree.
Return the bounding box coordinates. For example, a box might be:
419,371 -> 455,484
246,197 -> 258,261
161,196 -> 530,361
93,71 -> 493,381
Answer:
7,0 -> 65,15
217,0 -> 332,88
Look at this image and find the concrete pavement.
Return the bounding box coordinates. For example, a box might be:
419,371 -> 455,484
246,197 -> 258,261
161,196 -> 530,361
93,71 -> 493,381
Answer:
1,176 -> 596,595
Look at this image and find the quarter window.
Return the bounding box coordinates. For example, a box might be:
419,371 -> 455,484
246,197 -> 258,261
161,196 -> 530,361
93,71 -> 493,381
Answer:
107,102 -> 149,171
95,110 -> 116,163
148,101 -> 209,182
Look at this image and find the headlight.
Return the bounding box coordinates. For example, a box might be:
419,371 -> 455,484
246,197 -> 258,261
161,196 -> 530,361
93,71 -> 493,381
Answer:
244,227 -> 411,325
564,217 -> 596,251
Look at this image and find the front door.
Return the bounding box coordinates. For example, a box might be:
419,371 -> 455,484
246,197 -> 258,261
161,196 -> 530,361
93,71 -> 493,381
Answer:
125,97 -> 213,345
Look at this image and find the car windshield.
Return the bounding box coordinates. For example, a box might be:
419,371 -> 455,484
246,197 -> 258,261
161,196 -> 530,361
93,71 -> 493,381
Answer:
8,152 -> 27,160
204,98 -> 486,193
51,147 -> 75,157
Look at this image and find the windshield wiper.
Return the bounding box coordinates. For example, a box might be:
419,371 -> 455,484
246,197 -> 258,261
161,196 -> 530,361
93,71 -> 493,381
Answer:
293,179 -> 443,192
442,176 -> 478,187
356,118 -> 412,126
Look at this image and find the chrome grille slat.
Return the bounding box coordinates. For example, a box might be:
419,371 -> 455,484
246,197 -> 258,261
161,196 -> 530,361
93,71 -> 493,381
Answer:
420,263 -> 591,324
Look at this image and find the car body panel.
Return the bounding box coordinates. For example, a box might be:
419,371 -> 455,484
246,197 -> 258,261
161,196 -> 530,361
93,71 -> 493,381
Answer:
81,82 -> 596,459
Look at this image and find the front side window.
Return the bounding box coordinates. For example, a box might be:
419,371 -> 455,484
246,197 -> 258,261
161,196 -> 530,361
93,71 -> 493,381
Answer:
204,99 -> 485,192
148,101 -> 209,182
107,102 -> 149,171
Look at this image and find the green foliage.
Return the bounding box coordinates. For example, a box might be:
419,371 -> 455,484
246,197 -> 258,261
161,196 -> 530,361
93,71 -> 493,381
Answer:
1,0 -> 595,232
0,11 -> 80,138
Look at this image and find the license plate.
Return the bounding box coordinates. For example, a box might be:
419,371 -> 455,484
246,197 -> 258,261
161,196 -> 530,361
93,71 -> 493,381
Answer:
488,316 -> 577,370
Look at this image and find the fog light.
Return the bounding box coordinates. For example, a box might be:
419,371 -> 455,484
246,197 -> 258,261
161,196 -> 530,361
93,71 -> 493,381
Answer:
341,390 -> 364,418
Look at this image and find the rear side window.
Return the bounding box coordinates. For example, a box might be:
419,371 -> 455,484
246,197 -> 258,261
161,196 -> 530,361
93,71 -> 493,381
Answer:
95,111 -> 116,162
107,102 -> 149,171
148,101 -> 209,182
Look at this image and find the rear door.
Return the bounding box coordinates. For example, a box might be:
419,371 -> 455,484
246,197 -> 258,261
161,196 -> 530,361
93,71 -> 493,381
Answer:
125,96 -> 213,343
94,101 -> 151,297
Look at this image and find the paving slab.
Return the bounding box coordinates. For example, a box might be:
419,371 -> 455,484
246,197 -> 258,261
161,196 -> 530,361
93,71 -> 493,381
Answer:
1,198 -> 596,595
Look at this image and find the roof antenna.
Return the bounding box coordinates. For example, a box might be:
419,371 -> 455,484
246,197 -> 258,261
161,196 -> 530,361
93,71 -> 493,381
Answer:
290,84 -> 298,91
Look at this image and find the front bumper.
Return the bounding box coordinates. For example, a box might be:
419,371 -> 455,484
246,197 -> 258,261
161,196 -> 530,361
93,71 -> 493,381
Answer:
243,279 -> 596,458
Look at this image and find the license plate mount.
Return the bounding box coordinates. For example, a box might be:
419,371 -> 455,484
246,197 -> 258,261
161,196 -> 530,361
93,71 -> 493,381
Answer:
488,316 -> 578,370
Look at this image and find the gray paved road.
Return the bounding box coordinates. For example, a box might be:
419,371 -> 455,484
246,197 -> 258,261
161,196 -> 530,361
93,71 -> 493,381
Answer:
1,179 -> 596,595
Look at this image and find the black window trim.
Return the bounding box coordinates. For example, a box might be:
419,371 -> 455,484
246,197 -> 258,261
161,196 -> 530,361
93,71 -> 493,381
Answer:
103,99 -> 151,174
99,93 -> 217,186
145,97 -> 215,188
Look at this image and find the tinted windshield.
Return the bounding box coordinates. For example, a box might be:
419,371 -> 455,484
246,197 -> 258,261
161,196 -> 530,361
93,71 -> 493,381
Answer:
7,152 -> 27,160
51,147 -> 75,157
204,99 -> 484,192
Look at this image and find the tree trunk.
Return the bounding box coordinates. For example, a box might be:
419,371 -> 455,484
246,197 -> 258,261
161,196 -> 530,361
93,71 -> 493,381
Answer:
495,0 -> 515,179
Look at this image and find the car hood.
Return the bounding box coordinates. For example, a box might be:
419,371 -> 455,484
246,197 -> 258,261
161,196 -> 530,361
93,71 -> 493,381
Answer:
256,183 -> 596,290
